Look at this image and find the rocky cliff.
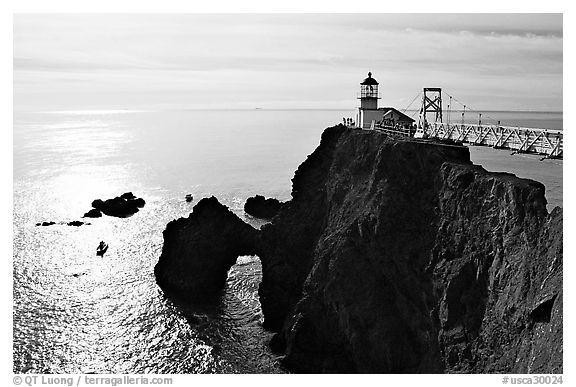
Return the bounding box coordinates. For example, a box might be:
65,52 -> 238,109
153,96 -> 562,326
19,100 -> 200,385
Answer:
155,125 -> 562,373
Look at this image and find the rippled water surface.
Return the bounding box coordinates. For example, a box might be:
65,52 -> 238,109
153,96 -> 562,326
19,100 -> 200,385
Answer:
13,109 -> 562,373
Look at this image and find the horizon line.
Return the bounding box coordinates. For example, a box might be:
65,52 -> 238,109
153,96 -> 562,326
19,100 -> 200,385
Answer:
15,107 -> 564,114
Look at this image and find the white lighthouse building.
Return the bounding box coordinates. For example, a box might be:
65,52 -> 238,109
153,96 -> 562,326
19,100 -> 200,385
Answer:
355,72 -> 415,130
356,72 -> 380,129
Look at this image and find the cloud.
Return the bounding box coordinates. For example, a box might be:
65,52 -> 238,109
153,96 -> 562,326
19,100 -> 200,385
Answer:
13,14 -> 562,111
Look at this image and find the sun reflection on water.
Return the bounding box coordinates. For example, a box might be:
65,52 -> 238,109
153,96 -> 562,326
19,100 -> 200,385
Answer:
14,178 -> 283,373
14,111 -> 287,374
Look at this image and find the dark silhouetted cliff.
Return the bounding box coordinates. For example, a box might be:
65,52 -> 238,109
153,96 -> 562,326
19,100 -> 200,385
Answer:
155,125 -> 562,373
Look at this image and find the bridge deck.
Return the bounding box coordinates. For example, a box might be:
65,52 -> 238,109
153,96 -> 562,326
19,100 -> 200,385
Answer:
368,123 -> 563,159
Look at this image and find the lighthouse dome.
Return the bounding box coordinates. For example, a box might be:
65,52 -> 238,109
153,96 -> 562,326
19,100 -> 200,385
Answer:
360,72 -> 379,85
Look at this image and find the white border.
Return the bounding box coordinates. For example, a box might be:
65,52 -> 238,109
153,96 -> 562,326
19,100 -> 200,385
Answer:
3,2 -> 571,385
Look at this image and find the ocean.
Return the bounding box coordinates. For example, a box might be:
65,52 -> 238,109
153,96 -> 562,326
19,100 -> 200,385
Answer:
13,109 -> 562,373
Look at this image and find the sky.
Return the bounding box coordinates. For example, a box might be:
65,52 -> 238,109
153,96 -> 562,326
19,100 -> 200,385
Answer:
13,13 -> 563,112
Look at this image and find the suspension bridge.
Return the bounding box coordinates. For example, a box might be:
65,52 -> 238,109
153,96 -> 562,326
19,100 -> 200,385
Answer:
369,87 -> 563,159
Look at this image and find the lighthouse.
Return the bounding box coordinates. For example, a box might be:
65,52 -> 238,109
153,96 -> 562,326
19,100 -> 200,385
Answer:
356,72 -> 380,129
355,72 -> 415,130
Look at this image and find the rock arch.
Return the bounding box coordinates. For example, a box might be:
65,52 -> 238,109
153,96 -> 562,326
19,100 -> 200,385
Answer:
154,196 -> 260,300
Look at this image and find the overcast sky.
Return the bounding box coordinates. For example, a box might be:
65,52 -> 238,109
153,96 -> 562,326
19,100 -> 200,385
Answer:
13,14 -> 563,111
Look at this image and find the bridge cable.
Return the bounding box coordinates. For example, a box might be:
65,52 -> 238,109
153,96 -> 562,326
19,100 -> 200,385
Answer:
401,92 -> 422,114
442,90 -> 502,126
443,90 -> 499,125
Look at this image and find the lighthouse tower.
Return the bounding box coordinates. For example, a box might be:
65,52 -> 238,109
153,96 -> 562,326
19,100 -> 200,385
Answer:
357,72 -> 380,129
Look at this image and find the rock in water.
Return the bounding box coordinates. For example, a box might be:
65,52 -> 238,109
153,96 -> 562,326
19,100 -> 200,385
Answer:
36,221 -> 56,226
66,221 -> 86,226
120,192 -> 136,200
90,192 -> 145,218
244,195 -> 284,219
132,198 -> 146,208
155,125 -> 562,373
83,208 -> 102,218
154,196 -> 259,299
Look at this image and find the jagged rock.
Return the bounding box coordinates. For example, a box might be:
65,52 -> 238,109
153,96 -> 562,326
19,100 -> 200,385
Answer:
132,198 -> 146,208
244,195 -> 284,219
67,221 -> 87,226
154,196 -> 259,299
90,192 -> 145,218
83,208 -> 102,218
155,125 -> 562,373
36,221 -> 56,226
120,192 -> 136,200
36,220 -> 90,226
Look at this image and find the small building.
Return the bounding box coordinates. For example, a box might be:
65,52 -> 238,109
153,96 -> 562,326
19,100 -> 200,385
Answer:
377,107 -> 415,128
355,72 -> 415,130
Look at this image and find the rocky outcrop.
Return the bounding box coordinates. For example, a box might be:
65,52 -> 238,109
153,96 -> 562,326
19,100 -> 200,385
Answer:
244,195 -> 284,219
83,208 -> 102,218
155,125 -> 562,373
90,192 -> 145,218
66,221 -> 87,227
36,221 -> 56,226
35,221 -> 90,226
154,196 -> 259,299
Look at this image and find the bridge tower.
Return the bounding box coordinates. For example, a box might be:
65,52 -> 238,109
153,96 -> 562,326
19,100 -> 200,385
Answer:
418,88 -> 443,129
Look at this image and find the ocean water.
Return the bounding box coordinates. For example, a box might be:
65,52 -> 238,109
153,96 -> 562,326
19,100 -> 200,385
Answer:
13,109 -> 562,373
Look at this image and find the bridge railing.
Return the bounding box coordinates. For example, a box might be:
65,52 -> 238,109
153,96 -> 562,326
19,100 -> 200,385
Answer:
415,123 -> 563,158
373,124 -> 416,137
